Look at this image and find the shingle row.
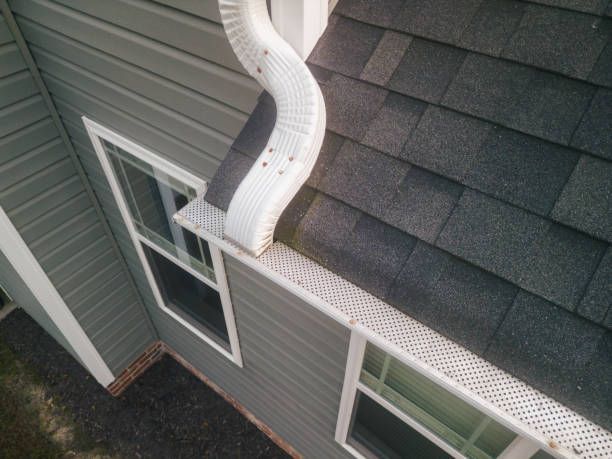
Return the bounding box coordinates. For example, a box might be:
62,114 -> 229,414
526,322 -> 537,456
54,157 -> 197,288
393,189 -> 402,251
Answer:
314,14 -> 611,162
335,0 -> 612,85
319,71 -> 611,245
288,191 -> 610,430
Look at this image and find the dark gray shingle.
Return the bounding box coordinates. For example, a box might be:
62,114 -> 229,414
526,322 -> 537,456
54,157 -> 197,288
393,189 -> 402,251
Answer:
512,71 -> 595,144
589,41 -> 612,87
486,291 -> 606,403
360,31 -> 413,86
382,168 -> 464,243
402,106 -> 493,181
322,74 -> 388,140
298,195 -> 416,298
578,248 -> 612,325
296,193 -> 361,262
392,0 -> 483,43
572,332 -> 612,431
443,54 -> 533,125
459,0 -> 526,56
527,0 -> 610,15
306,131 -> 345,188
388,39 -> 467,103
552,155 -> 612,243
362,93 -> 426,157
519,224 -> 607,310
309,16 -> 384,78
443,54 -> 595,144
319,140 -> 410,218
276,187 -> 318,245
502,5 -> 609,79
437,190 -> 549,282
345,214 -> 417,297
231,93 -> 276,159
465,127 -> 579,215
571,88 -> 612,160
307,63 -> 334,85
335,0 -> 406,28
204,149 -> 253,211
388,242 -> 518,354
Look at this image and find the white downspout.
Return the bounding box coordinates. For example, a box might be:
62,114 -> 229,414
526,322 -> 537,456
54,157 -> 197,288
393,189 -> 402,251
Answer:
219,0 -> 326,257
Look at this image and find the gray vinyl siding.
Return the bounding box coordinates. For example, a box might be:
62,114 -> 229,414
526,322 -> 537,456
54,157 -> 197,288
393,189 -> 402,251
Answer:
161,258 -> 354,458
9,0 -> 261,182
0,17 -> 155,375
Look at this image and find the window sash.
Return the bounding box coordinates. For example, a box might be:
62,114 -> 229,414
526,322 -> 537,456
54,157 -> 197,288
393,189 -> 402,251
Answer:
336,331 -> 550,459
359,344 -> 517,459
83,117 -> 242,367
106,145 -> 216,282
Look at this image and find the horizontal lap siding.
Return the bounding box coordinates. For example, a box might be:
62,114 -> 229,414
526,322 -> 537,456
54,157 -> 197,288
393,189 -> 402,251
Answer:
10,0 -> 260,182
158,258 -> 353,458
0,19 -> 155,375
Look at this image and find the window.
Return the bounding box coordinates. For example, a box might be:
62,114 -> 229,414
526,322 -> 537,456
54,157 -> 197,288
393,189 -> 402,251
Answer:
336,334 -> 555,459
0,284 -> 12,308
84,118 -> 242,366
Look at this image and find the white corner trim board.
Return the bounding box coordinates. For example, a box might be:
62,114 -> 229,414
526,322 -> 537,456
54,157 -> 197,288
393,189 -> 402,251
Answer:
219,0 -> 326,257
0,206 -> 115,386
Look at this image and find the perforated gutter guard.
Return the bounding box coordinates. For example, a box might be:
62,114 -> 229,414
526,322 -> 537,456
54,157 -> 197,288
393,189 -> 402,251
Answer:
219,0 -> 326,257
174,199 -> 612,459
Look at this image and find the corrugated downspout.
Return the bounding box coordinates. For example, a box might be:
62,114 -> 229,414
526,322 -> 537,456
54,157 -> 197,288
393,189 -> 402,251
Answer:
219,0 -> 326,257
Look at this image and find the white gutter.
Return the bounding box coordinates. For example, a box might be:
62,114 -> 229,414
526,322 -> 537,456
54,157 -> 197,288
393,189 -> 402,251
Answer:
219,0 -> 326,257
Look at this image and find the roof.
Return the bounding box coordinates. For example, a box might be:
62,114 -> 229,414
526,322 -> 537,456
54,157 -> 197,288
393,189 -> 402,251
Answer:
205,0 -> 612,431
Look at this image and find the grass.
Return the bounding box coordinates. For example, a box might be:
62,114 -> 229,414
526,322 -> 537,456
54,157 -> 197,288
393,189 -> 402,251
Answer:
0,339 -> 113,459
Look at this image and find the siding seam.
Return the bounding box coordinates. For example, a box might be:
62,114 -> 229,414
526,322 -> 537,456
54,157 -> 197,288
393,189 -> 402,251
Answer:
0,0 -> 158,340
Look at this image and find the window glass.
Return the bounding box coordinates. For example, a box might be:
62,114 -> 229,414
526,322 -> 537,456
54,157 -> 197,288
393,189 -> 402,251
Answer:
360,343 -> 517,459
143,244 -> 229,348
349,392 -> 452,459
531,451 -> 556,459
104,141 -> 215,282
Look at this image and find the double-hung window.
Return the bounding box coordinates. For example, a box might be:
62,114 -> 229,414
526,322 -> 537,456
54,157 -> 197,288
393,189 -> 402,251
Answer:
336,334 -> 557,459
83,118 -> 242,366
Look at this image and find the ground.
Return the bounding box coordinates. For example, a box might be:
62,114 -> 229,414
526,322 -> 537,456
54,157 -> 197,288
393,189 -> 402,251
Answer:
0,309 -> 288,459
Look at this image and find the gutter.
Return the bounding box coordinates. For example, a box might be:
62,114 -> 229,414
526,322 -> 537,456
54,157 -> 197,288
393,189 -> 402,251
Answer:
218,0 -> 326,257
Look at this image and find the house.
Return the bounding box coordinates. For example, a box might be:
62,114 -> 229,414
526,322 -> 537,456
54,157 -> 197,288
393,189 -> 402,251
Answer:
0,0 -> 610,457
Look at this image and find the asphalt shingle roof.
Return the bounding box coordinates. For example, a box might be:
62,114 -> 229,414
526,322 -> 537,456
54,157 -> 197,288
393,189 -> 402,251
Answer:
206,0 -> 612,429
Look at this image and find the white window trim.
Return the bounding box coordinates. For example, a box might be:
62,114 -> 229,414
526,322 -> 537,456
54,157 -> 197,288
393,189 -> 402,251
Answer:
83,117 -> 243,367
0,206 -> 115,386
335,330 -> 560,459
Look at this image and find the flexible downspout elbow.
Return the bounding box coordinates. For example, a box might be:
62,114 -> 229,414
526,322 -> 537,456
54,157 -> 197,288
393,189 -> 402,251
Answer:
219,0 -> 326,257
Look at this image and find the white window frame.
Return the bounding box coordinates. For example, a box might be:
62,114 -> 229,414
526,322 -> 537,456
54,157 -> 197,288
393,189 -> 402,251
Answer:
83,117 -> 243,367
336,331 -> 549,459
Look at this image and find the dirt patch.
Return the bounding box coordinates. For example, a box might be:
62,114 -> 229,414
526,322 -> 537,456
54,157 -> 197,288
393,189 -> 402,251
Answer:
0,309 -> 289,458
